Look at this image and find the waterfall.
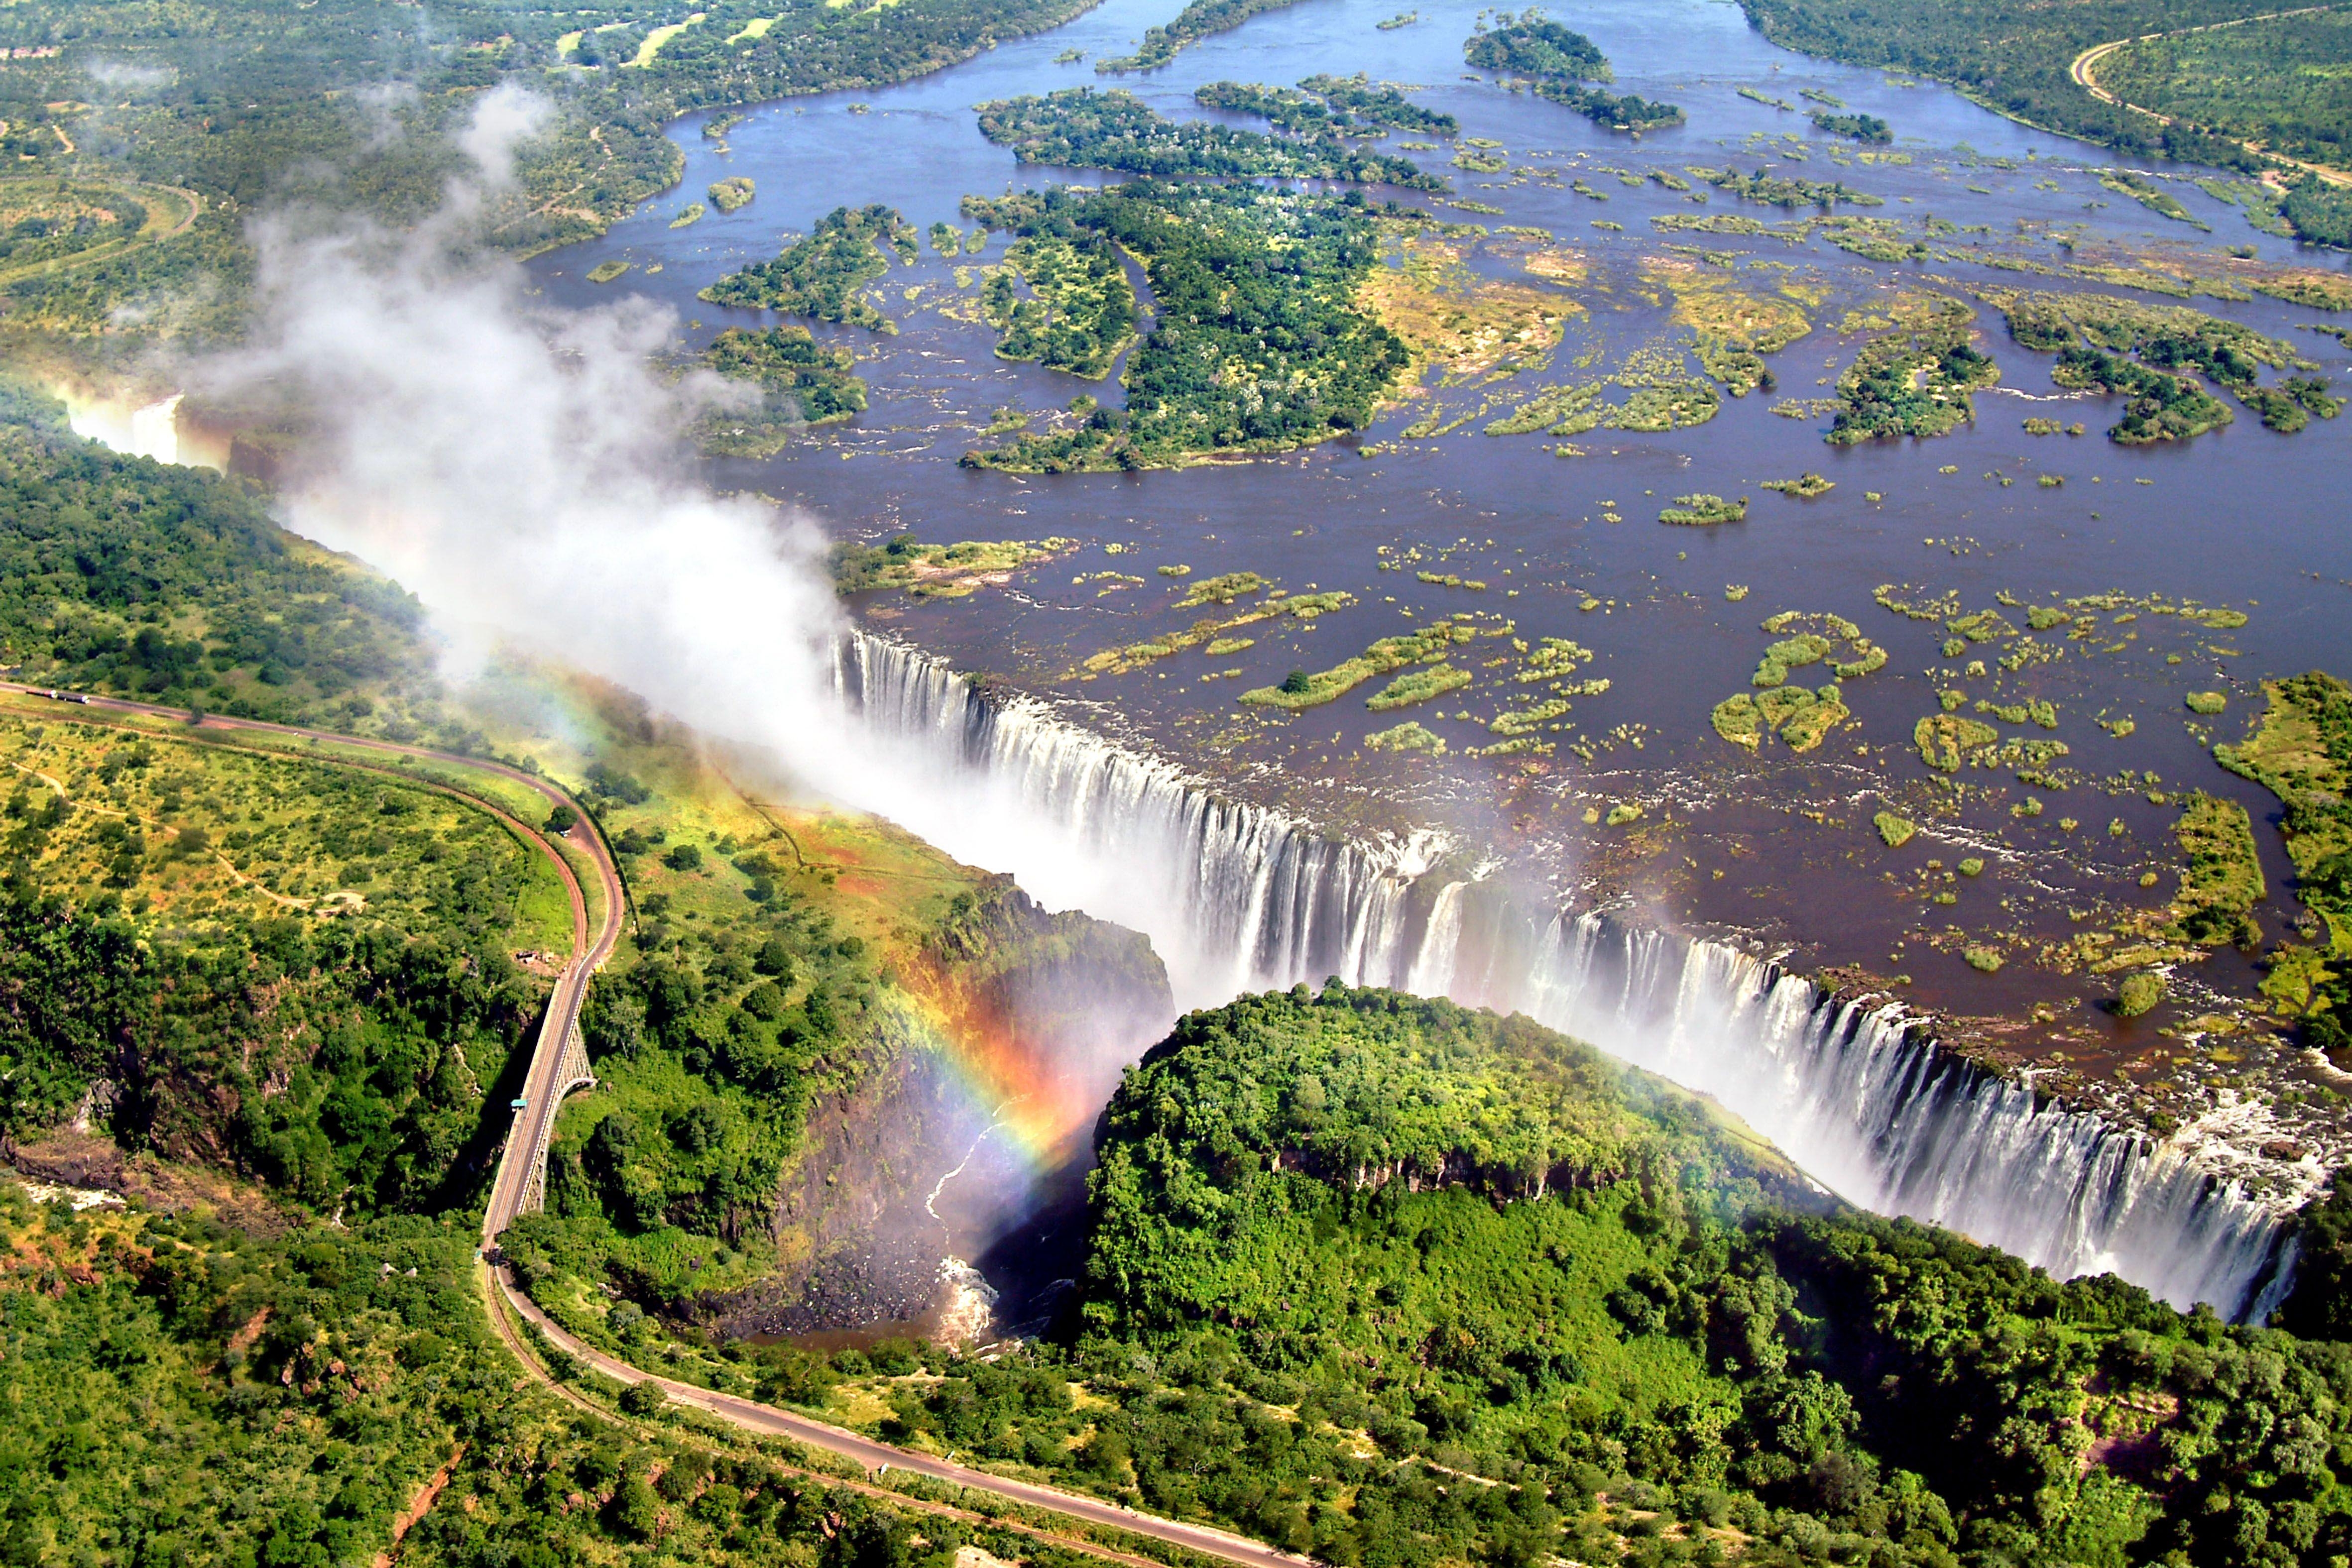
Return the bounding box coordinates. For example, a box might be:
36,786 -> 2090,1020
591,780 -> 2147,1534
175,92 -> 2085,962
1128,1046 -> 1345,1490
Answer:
833,632 -> 2299,1321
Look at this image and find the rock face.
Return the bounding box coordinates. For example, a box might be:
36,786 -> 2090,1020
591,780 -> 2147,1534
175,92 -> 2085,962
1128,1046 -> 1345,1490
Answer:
708,875 -> 1170,1340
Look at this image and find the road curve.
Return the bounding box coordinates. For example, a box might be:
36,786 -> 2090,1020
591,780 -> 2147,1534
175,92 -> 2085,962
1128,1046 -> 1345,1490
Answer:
502,1279 -> 1317,1568
1,683 -> 1312,1568
2067,8 -> 2352,188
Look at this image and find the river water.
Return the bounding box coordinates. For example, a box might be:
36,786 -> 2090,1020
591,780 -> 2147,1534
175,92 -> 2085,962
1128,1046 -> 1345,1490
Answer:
527,0 -> 2352,1321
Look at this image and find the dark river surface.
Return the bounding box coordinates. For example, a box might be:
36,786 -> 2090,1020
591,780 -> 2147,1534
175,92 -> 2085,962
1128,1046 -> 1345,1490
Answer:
533,0 -> 2352,1071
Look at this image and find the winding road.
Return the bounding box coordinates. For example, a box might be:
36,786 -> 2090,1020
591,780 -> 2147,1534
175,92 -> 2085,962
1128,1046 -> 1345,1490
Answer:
2068,7 -> 2352,188
1,681 -> 1311,1568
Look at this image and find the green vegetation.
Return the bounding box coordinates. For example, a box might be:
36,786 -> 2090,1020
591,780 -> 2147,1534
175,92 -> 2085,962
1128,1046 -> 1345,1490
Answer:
1302,74 -> 1461,136
0,706 -> 556,1201
697,326 -> 869,455
974,90 -> 1445,189
0,0 -> 1107,340
1876,810 -> 1917,847
1084,580 -> 1354,673
1733,0 -> 2332,204
2170,790 -> 2265,947
586,259 -> 632,284
2056,347 -> 2236,444
960,184 -> 1412,471
0,390 -> 443,733
1828,296 -> 1999,444
2117,971 -> 2167,1016
707,175 -> 757,213
2217,672 -> 2352,1051
671,201 -> 707,228
2186,689 -> 2229,714
831,533 -> 1075,597
2101,169 -> 2207,227
700,204 -> 918,331
1365,719 -> 1444,752
1692,165 -> 1885,210
1239,623 -> 1477,710
1365,663 -> 1473,710
1811,112 -> 1891,143
1994,288 -> 2313,441
1914,712 -> 2002,771
1761,471 -> 1834,496
2284,174 -> 2352,247
916,981 -> 2352,1568
2098,8 -> 2352,175
1199,76 -> 1459,137
1538,83 -> 1687,133
1464,15 -> 1612,81
1097,0 -> 1312,73
984,235 -> 1140,378
1658,492 -> 1748,525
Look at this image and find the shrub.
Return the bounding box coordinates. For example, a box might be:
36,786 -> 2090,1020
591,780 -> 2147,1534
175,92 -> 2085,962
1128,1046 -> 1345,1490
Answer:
1875,812 -> 1916,848
620,1379 -> 668,1417
2117,973 -> 2165,1017
662,843 -> 704,873
546,803 -> 578,834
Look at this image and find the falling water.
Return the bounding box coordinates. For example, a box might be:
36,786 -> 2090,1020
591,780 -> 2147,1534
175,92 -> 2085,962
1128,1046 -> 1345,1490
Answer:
833,633 -> 2299,1320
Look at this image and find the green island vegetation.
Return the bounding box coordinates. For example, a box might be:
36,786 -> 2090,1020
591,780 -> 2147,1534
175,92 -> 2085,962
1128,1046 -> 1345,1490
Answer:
1711,611 -> 1885,754
707,175 -> 757,214
1733,0 -> 2352,243
2101,169 -> 2209,228
699,204 -> 920,332
2117,970 -> 2167,1016
671,201 -> 707,228
831,533 -> 1076,598
696,326 -> 870,455
1990,288 -> 2338,439
1464,14 -> 1613,80
1538,82 -> 1687,133
1380,9 -> 1419,26
1810,111 -> 1892,143
1658,260 -> 1815,395
1303,74 -> 1462,136
1689,165 -> 1886,211
983,233 -> 1142,378
2055,347 -> 2239,443
1484,340 -> 1725,439
1761,471 -> 1835,497
1083,574 -> 1357,673
1096,0 -> 1313,73
1876,810 -> 1918,847
974,90 -> 1445,190
586,259 -> 633,284
1239,621 -> 1483,710
1657,493 -> 1749,526
2217,671 -> 2352,1049
2097,7 -> 2352,176
1198,76 -> 1460,137
958,183 -> 1413,471
2168,789 -> 2265,947
1365,718 -> 1445,753
1827,295 -> 1999,445
1461,14 -> 1683,131
1742,87 -> 1798,112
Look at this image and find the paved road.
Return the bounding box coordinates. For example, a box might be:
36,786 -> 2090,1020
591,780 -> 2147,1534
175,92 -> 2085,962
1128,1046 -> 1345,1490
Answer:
2,683 -> 1311,1568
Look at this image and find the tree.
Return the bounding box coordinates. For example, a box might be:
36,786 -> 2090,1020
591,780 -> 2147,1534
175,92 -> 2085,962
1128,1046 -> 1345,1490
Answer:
620,1379 -> 668,1417
546,803 -> 578,835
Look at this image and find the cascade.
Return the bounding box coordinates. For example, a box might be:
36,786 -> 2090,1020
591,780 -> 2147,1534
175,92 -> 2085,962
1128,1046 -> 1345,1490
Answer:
833,633 -> 2299,1320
